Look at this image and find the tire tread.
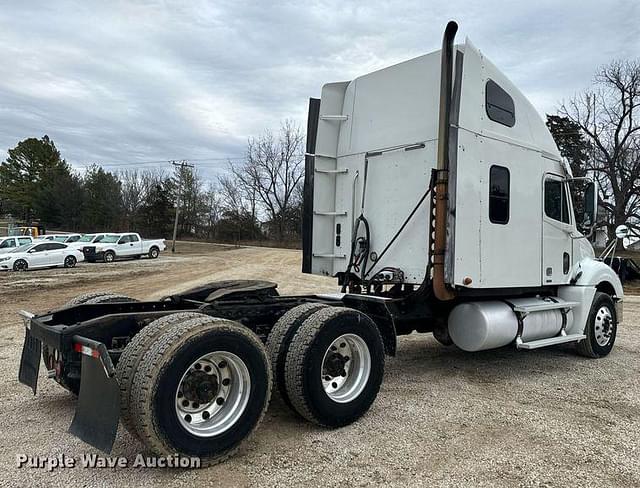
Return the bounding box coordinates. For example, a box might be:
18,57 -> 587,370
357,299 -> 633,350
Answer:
130,317 -> 271,466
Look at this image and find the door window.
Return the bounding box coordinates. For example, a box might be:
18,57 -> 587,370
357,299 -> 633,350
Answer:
17,238 -> 31,245
0,238 -> 16,248
544,178 -> 570,224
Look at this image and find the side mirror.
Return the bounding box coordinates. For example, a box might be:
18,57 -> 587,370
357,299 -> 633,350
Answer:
582,181 -> 597,230
28,249 -> 37,254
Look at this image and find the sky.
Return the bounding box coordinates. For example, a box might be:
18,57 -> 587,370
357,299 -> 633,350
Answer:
0,0 -> 638,181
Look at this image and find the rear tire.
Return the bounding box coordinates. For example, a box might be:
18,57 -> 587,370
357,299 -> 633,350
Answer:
116,311 -> 206,437
577,292 -> 617,358
148,247 -> 159,259
284,307 -> 385,427
266,303 -> 328,411
63,255 -> 77,268
13,259 -> 28,272
130,317 -> 271,466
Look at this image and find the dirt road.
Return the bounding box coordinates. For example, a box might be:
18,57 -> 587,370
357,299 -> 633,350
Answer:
0,243 -> 639,487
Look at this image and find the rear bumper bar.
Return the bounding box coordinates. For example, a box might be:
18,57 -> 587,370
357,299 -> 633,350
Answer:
18,314 -> 120,453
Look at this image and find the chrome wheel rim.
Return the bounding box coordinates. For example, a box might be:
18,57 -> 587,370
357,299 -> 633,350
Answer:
175,351 -> 250,437
594,306 -> 614,347
105,254 -> 113,262
321,333 -> 371,403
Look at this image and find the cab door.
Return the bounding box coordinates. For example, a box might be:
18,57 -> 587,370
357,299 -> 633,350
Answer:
542,173 -> 573,284
117,235 -> 133,256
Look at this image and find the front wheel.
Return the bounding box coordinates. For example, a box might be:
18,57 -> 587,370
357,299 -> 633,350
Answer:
130,317 -> 271,466
13,259 -> 28,272
577,292 -> 617,358
103,251 -> 115,263
64,255 -> 77,268
284,307 -> 385,427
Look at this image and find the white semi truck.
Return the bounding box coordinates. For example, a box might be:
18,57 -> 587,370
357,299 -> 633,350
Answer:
18,22 -> 622,466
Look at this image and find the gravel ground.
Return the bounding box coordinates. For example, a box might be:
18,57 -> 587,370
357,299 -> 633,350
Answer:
0,242 -> 638,487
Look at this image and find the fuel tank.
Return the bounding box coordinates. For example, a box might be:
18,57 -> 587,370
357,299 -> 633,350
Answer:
448,298 -> 574,352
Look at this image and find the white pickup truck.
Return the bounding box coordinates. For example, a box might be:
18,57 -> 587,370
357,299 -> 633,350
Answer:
0,235 -> 35,254
81,233 -> 166,263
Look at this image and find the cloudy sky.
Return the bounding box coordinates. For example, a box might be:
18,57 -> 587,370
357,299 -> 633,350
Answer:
0,0 -> 638,180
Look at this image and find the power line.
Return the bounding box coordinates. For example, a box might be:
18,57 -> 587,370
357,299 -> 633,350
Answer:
73,156 -> 246,168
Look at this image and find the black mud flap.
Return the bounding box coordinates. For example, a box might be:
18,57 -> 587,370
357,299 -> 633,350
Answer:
68,336 -> 120,453
18,327 -> 41,395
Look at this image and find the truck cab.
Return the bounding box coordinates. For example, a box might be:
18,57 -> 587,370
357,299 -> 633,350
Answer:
303,22 -> 622,354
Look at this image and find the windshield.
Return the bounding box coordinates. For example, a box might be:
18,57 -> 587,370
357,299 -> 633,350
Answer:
11,244 -> 33,253
100,235 -> 121,243
78,234 -> 96,242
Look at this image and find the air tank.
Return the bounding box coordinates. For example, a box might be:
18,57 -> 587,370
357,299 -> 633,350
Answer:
448,298 -> 574,352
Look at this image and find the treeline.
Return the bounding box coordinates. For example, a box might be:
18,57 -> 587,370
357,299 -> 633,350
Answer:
0,121 -> 305,243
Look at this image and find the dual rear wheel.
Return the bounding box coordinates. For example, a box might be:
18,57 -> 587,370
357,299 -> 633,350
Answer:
267,305 -> 385,427
116,303 -> 384,465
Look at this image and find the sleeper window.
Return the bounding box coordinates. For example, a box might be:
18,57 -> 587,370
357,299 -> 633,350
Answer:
544,178 -> 570,224
489,165 -> 510,224
486,79 -> 515,127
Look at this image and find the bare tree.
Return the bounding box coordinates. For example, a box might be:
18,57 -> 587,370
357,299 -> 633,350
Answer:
559,59 -> 640,241
202,182 -> 222,239
120,169 -> 150,230
231,120 -> 305,241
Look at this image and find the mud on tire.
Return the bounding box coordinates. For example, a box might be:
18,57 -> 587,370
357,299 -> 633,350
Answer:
129,317 -> 271,466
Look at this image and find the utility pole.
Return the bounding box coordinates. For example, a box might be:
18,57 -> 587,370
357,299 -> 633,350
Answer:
171,160 -> 194,253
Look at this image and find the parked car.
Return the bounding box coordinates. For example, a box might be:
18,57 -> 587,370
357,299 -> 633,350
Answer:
0,236 -> 35,254
67,233 -> 116,249
82,233 -> 166,263
43,234 -> 83,243
0,241 -> 84,271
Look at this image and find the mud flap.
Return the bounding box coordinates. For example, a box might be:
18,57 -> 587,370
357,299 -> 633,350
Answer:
68,336 -> 120,453
18,327 -> 41,395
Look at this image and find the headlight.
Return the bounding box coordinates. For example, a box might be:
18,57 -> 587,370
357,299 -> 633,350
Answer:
0,257 -> 10,262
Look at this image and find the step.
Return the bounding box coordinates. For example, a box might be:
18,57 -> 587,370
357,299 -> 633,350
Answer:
320,115 -> 348,121
315,168 -> 348,174
313,211 -> 347,216
312,253 -> 347,259
512,301 -> 580,314
516,333 -> 586,350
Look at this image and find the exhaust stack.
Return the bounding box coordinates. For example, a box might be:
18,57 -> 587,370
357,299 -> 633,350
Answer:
432,21 -> 458,301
